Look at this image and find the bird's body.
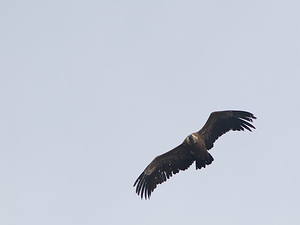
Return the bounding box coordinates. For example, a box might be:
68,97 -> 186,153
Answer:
134,110 -> 256,199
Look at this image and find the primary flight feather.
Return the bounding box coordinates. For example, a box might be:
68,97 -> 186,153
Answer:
133,110 -> 256,199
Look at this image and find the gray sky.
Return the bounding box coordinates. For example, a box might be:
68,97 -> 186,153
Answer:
1,1 -> 300,225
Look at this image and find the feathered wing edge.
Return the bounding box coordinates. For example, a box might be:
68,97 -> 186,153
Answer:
133,144 -> 195,199
199,110 -> 256,150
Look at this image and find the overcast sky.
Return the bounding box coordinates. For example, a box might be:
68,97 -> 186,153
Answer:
1,1 -> 300,225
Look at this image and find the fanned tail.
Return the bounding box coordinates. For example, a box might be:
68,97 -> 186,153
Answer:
196,153 -> 214,170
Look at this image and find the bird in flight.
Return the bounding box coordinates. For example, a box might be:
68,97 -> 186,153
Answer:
133,110 -> 256,199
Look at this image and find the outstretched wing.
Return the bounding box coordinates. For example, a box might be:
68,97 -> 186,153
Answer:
199,110 -> 256,150
133,144 -> 195,199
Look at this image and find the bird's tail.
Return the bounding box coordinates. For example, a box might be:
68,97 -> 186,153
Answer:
196,153 -> 214,170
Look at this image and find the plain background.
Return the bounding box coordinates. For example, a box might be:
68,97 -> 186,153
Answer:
1,1 -> 300,224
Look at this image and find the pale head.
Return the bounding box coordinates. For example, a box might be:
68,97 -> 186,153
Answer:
186,134 -> 198,145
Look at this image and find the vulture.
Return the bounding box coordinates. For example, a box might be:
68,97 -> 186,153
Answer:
133,110 -> 256,199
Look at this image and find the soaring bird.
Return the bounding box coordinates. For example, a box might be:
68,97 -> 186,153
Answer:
133,110 -> 256,199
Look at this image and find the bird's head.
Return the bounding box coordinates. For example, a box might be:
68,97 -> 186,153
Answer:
186,134 -> 198,145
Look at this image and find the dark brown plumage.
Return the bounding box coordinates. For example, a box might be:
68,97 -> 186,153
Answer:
133,110 -> 256,199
